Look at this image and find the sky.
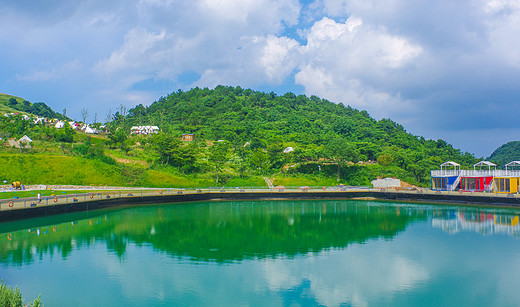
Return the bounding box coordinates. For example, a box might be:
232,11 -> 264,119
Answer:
1,0 -> 520,157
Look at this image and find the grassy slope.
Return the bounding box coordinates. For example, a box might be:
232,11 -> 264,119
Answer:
0,94 -> 22,114
0,153 -> 239,188
1,153 -> 122,186
0,93 -> 25,105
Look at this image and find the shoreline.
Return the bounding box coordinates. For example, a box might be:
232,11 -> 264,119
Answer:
2,188 -> 520,221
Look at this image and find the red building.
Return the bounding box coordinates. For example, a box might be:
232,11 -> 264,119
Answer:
460,161 -> 496,192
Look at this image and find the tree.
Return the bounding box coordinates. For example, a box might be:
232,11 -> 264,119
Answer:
377,154 -> 394,177
249,148 -> 270,174
108,127 -> 128,150
55,123 -> 75,143
233,145 -> 251,177
81,107 -> 89,123
22,100 -> 31,111
209,141 -> 230,184
150,133 -> 197,172
267,142 -> 285,170
151,133 -> 179,165
324,137 -> 358,181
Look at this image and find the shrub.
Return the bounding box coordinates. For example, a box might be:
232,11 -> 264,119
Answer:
0,280 -> 42,307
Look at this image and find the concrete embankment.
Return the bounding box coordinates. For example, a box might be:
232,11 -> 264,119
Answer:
2,188 -> 520,221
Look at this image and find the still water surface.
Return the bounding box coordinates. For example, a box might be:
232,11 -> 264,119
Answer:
1,200 -> 520,306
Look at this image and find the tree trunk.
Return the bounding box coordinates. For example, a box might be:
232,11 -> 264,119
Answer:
215,166 -> 219,184
337,163 -> 341,182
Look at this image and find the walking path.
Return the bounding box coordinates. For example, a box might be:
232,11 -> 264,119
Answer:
263,177 -> 274,189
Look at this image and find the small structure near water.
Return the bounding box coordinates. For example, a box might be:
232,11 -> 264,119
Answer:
493,161 -> 520,193
460,161 -> 496,192
371,177 -> 401,188
431,161 -> 461,191
430,160 -> 520,193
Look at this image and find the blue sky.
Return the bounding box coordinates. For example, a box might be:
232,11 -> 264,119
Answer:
1,0 -> 520,157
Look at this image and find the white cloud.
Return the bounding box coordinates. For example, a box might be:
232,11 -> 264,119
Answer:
199,0 -> 300,27
257,35 -> 300,83
293,17 -> 422,119
16,60 -> 82,81
2,0 -> 520,154
94,27 -> 166,75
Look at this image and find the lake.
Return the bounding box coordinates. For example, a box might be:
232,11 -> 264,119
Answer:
1,200 -> 520,306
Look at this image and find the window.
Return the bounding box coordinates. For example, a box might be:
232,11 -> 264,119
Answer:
494,178 -> 510,192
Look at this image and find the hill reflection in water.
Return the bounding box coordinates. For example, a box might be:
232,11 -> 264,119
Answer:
3,200 -> 520,306
0,200 -> 425,265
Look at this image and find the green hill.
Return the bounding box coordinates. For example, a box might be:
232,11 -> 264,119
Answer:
117,86 -> 478,184
0,86 -> 479,187
0,93 -> 67,120
488,141 -> 520,167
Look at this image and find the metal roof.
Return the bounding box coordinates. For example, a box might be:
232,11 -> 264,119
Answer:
440,161 -> 460,167
473,161 -> 497,170
505,161 -> 520,170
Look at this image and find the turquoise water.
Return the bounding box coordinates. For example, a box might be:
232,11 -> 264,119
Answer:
1,200 -> 520,306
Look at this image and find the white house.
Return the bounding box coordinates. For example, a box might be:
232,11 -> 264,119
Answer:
283,147 -> 294,153
55,121 -> 65,128
130,126 -> 160,135
68,121 -> 80,129
85,126 -> 98,134
19,135 -> 33,143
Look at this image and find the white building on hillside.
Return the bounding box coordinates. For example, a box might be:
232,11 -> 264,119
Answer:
130,126 -> 160,135
85,126 -> 98,134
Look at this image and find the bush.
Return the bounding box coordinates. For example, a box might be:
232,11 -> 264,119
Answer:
0,280 -> 42,307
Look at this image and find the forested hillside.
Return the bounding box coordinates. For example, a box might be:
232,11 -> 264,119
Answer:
0,93 -> 67,120
488,141 -> 520,167
114,85 -> 478,185
1,86 -> 479,187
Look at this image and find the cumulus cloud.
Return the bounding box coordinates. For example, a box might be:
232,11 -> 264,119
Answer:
257,35 -> 300,83
1,0 -> 520,155
293,16 -> 422,120
94,28 -> 166,75
16,60 -> 82,82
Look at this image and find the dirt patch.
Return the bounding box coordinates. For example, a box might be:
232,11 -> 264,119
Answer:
105,153 -> 149,166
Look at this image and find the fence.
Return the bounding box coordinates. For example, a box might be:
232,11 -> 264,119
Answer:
1,186 -> 519,212
0,186 -> 372,212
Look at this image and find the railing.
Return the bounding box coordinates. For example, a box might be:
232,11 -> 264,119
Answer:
431,170 -> 460,177
3,186 -> 520,213
433,169 -> 520,178
460,170 -> 494,177
0,187 -> 373,212
450,174 -> 462,191
494,170 -> 520,177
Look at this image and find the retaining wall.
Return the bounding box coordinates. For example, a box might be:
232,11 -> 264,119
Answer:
2,188 -> 520,221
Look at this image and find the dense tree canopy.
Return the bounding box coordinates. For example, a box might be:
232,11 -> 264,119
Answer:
488,141 -> 520,167
0,87 -> 483,187
0,94 -> 68,120
119,86 -> 478,181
